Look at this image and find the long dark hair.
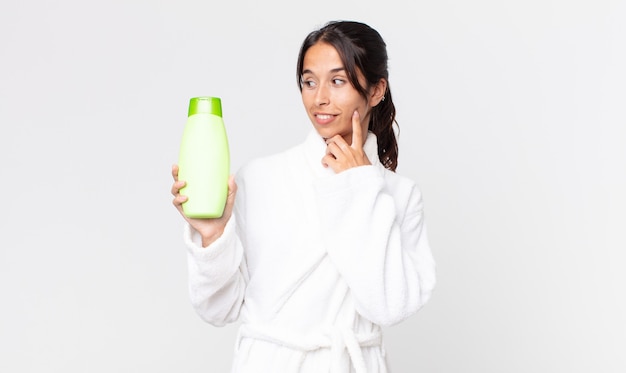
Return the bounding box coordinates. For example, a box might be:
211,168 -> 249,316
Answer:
296,20 -> 399,172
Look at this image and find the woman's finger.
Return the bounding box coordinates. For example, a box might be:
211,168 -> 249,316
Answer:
171,180 -> 185,196
321,154 -> 337,169
350,110 -> 363,149
172,164 -> 179,181
325,141 -> 342,159
172,194 -> 188,207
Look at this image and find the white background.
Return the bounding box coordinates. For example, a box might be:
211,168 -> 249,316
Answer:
1,0 -> 624,372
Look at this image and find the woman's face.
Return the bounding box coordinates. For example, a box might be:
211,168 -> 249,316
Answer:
300,42 -> 372,145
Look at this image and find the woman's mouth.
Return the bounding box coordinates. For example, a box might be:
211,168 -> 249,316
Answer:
315,113 -> 336,125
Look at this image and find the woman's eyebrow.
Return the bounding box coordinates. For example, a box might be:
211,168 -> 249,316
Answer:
302,67 -> 345,75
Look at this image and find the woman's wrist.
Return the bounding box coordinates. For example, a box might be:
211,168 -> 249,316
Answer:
200,227 -> 225,247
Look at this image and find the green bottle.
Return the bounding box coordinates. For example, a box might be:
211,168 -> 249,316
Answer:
178,97 -> 230,218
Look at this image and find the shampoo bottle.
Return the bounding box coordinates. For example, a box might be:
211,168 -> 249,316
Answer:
177,96 -> 230,218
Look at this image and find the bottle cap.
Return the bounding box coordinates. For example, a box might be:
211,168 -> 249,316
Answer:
188,96 -> 222,117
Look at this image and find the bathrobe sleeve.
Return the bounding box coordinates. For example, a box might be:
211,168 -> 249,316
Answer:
184,215 -> 247,327
314,165 -> 436,327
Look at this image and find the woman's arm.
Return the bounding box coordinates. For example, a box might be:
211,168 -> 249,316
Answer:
315,166 -> 436,326
184,217 -> 247,327
172,165 -> 247,326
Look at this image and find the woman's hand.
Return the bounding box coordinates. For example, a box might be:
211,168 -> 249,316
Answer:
322,110 -> 371,173
171,164 -> 237,247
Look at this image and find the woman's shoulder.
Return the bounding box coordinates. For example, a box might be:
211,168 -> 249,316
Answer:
381,166 -> 417,188
380,167 -> 425,204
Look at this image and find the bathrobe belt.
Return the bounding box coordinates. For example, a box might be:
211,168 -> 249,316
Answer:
237,323 -> 383,373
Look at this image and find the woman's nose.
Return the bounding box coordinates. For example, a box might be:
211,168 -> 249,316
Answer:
315,86 -> 329,106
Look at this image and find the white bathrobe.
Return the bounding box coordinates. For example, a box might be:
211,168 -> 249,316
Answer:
184,129 -> 436,372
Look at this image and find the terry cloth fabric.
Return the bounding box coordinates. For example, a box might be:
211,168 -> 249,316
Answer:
184,129 -> 436,372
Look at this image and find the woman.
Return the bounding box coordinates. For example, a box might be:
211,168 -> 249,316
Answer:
171,20 -> 436,373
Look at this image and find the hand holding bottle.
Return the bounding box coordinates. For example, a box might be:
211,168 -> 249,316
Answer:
171,164 -> 238,247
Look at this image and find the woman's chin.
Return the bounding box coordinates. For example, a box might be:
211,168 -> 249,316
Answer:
315,127 -> 334,140
313,127 -> 334,140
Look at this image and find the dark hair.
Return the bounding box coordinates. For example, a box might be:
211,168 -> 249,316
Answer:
296,20 -> 399,172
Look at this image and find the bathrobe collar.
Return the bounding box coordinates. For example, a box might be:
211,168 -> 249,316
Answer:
303,129 -> 382,178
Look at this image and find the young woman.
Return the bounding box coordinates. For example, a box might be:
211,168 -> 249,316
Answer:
171,20 -> 436,373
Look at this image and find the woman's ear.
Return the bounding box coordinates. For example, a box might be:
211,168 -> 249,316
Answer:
370,78 -> 388,107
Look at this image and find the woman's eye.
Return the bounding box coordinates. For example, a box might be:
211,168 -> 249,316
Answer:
332,78 -> 346,86
302,80 -> 316,88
